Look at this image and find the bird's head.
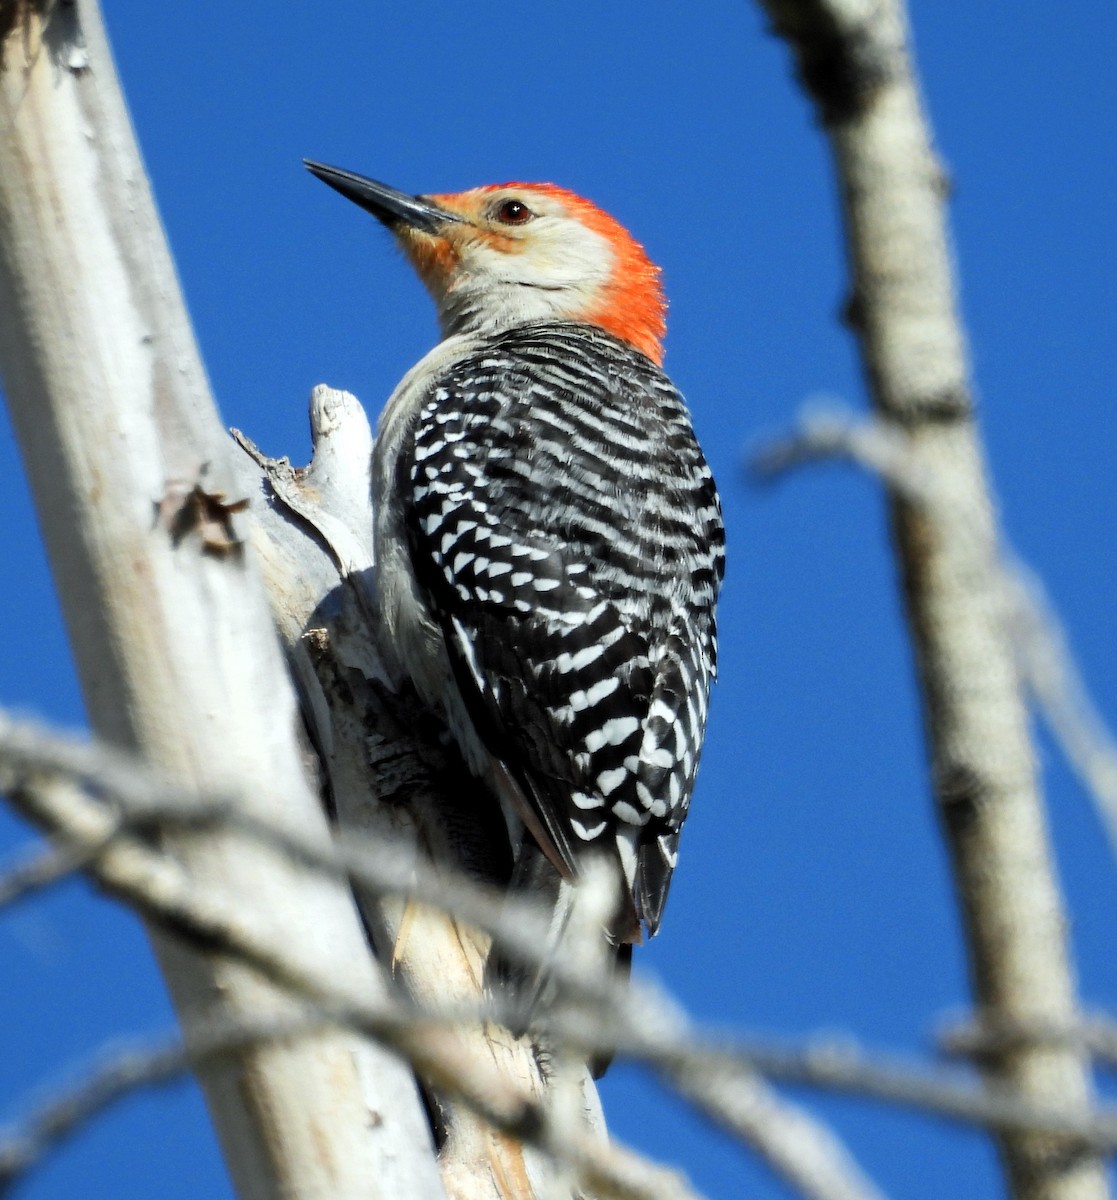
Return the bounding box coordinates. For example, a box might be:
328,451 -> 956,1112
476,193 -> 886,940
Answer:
306,161 -> 667,364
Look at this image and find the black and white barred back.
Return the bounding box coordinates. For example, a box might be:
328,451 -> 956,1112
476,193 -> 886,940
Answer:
402,321 -> 724,938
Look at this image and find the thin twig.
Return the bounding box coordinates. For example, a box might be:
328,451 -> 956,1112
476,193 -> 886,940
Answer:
6,713 -> 1117,1164
654,1036 -> 1117,1152
1004,566 -> 1117,860
750,403 -> 935,505
0,1005 -> 695,1200
0,1012 -> 330,1196
751,408 -> 1117,877
942,1014 -> 1117,1077
0,834 -> 108,909
3,768 -> 701,1200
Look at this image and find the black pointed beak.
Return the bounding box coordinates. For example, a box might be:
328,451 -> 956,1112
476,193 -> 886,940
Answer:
303,160 -> 462,233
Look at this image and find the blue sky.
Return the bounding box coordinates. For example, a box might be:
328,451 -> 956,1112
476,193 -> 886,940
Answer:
2,2 -> 1116,1197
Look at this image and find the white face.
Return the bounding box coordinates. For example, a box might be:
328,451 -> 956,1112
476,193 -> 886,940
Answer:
402,187 -> 618,339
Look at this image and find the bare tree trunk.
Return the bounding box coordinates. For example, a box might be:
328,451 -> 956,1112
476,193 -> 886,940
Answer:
0,3 -> 442,1197
752,2 -> 1108,1198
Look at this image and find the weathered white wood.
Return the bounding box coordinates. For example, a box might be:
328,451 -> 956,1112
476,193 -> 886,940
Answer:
753,3 -> 1108,1198
231,387 -> 604,1199
0,4 -> 442,1198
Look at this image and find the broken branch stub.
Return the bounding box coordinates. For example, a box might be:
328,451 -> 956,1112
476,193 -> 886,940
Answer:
231,385 -> 606,1199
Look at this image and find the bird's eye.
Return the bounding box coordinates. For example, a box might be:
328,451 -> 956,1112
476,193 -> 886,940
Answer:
494,198 -> 533,225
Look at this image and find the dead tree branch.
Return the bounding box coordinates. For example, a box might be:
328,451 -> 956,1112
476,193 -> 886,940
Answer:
9,710 -> 1117,1200
751,2 -> 1107,1197
942,1014 -> 1117,1079
0,1014 -> 328,1197
0,1 -> 442,1196
1005,569 -> 1117,860
2,763 -> 698,1200
753,406 -> 1117,869
0,694 -> 889,1200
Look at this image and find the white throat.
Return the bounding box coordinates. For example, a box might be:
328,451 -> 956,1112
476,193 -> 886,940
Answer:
433,216 -> 615,340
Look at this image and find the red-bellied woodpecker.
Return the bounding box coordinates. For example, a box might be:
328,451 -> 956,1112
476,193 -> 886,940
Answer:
305,160 -> 724,945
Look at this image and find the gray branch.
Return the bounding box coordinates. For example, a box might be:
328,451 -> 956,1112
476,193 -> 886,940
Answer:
0,698 -> 887,1200
10,711 -> 1117,1199
751,2 -> 1108,1196
753,406 -> 1117,871
942,1014 -> 1117,1078
2,765 -> 700,1200
0,1013 -> 331,1197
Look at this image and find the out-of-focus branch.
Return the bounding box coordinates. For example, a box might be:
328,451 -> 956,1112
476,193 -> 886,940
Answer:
0,1013 -> 328,1196
0,833 -> 104,909
750,404 -> 932,503
1004,568 -> 1117,859
669,1068 -> 888,1200
754,405 -> 1117,866
667,1036 -> 1117,1151
0,1008 -> 696,1200
13,714 -> 1117,1200
3,764 -> 699,1200
0,708 -> 888,1200
942,1015 -> 1117,1078
751,4 -> 1107,1198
